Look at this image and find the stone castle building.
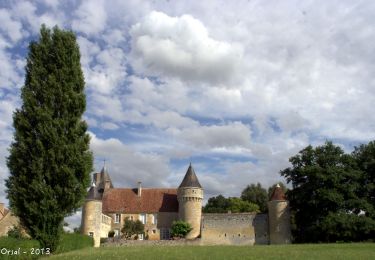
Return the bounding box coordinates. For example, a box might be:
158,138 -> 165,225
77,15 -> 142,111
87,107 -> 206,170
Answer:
81,163 -> 291,247
0,203 -> 20,236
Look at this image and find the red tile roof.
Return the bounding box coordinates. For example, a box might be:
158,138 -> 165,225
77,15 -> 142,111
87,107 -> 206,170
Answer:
270,185 -> 286,201
102,188 -> 179,213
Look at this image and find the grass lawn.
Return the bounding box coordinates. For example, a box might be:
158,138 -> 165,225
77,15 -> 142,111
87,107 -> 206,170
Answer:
0,233 -> 92,260
48,243 -> 375,260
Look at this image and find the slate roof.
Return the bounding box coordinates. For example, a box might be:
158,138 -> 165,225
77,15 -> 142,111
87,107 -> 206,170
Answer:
178,164 -> 202,188
270,185 -> 286,201
95,166 -> 114,191
102,188 -> 178,213
86,185 -> 102,200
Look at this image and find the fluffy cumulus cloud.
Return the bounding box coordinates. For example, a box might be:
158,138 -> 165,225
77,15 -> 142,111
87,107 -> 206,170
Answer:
129,11 -> 243,84
89,133 -> 171,188
1,1 -> 375,227
72,0 -> 107,35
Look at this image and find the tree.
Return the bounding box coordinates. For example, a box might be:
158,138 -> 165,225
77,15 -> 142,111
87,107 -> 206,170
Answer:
121,219 -> 144,239
171,221 -> 192,238
6,25 -> 93,251
267,182 -> 287,200
202,195 -> 230,213
281,141 -> 375,242
203,195 -> 259,213
241,183 -> 268,212
227,197 -> 259,213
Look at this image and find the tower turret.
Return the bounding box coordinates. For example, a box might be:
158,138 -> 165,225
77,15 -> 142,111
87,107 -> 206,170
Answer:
177,164 -> 203,239
267,184 -> 291,244
81,163 -> 113,247
81,182 -> 102,247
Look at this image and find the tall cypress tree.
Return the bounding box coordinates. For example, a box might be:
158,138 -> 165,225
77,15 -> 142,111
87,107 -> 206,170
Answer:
6,25 -> 93,251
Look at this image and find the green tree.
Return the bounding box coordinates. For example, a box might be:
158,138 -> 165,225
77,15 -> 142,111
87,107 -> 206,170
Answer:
203,195 -> 259,213
6,25 -> 93,251
121,219 -> 144,239
203,195 -> 230,213
227,197 -> 259,213
171,221 -> 192,238
268,182 -> 287,200
281,141 -> 375,242
241,183 -> 268,212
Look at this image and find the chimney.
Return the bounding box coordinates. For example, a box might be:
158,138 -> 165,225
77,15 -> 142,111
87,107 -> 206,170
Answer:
0,203 -> 4,215
137,182 -> 142,197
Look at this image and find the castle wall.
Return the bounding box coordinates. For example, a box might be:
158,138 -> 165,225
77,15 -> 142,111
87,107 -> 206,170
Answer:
201,213 -> 269,245
268,200 -> 291,244
81,200 -> 102,247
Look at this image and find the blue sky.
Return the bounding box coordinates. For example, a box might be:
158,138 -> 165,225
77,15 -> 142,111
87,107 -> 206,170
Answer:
0,0 -> 375,228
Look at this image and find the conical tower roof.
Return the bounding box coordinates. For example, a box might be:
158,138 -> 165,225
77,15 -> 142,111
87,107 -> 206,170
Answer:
269,184 -> 286,201
179,164 -> 202,188
86,184 -> 101,200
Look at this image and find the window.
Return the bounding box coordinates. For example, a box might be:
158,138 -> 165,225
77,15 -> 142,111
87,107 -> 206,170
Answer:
160,228 -> 170,240
151,214 -> 157,225
139,213 -> 146,224
114,229 -> 120,237
88,232 -> 94,237
114,214 -> 120,223
152,229 -> 156,234
139,233 -> 144,240
130,216 -> 134,221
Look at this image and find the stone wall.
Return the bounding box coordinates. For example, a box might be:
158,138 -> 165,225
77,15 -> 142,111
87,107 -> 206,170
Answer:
100,214 -> 112,238
201,213 -> 269,245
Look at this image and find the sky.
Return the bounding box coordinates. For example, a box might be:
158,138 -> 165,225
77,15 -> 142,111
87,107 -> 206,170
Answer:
0,0 -> 375,229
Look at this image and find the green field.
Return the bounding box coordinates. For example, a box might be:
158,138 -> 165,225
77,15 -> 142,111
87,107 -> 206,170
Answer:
0,233 -> 93,260
47,243 -> 375,260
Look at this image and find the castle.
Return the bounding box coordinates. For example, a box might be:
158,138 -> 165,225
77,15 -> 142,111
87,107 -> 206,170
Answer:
81,163 -> 291,247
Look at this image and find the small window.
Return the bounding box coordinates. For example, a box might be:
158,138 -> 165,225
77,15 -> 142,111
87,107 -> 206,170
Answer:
88,232 -> 94,237
130,216 -> 134,221
152,229 -> 156,234
139,213 -> 146,224
114,214 -> 120,223
114,229 -> 120,237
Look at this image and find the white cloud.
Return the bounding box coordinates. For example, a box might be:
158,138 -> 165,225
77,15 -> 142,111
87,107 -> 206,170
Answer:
0,9 -> 24,43
72,0 -> 107,35
171,122 -> 252,150
89,133 -> 171,188
101,122 -> 119,130
130,11 -> 243,84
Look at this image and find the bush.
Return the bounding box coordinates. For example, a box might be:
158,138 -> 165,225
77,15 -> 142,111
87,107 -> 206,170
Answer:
121,218 -> 144,239
171,221 -> 192,238
108,230 -> 115,238
55,233 -> 93,254
7,225 -> 25,239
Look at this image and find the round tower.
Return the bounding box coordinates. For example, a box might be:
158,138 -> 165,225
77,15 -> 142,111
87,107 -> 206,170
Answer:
267,184 -> 291,244
177,164 -> 203,239
81,183 -> 103,247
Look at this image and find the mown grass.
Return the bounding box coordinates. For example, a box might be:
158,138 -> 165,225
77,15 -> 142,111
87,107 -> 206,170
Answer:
0,233 -> 93,260
48,243 -> 375,260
